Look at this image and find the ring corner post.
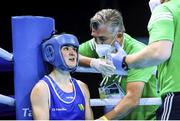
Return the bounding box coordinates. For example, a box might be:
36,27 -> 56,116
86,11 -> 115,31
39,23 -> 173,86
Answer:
12,16 -> 55,120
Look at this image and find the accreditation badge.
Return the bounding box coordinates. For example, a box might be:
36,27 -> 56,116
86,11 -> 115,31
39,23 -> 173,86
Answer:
99,82 -> 125,99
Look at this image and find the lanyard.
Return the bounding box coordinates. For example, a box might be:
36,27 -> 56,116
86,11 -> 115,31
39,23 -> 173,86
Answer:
100,75 -> 123,87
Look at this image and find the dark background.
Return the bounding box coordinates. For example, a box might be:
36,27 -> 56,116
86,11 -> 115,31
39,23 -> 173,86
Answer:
0,0 -> 151,119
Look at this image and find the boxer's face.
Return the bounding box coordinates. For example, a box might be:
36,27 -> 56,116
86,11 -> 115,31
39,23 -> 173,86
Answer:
61,45 -> 77,68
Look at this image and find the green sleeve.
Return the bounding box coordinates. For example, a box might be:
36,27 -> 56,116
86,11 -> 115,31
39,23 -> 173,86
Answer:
148,5 -> 174,43
123,34 -> 156,83
127,66 -> 156,83
79,38 -> 98,58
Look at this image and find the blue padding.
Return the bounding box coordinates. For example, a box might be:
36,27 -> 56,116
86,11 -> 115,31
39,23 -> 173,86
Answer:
0,58 -> 13,72
12,16 -> 55,120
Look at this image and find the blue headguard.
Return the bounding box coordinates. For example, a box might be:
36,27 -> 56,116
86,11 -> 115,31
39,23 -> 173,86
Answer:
41,34 -> 79,72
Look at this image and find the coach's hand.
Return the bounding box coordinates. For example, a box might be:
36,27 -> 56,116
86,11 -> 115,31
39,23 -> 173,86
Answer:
90,58 -> 115,77
111,42 -> 128,73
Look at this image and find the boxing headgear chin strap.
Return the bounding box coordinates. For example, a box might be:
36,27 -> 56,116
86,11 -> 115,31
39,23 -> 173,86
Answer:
41,34 -> 79,72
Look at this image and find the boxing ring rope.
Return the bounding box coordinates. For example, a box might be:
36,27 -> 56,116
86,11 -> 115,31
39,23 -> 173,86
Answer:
90,98 -> 162,106
0,48 -> 13,61
0,94 -> 15,106
0,94 -> 161,107
0,48 -> 13,72
76,66 -> 128,75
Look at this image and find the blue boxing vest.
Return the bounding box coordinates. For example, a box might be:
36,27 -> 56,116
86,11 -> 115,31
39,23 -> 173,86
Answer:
42,75 -> 85,120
